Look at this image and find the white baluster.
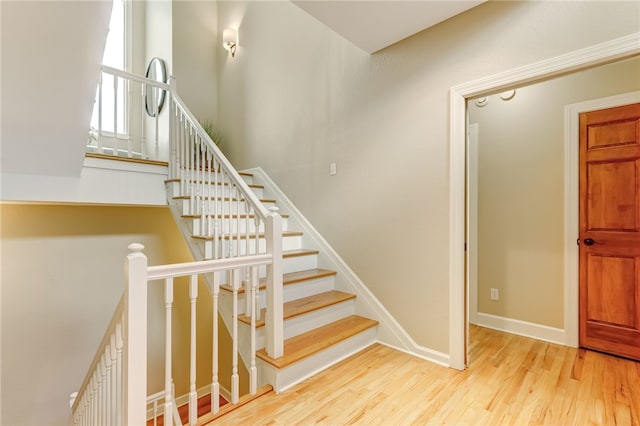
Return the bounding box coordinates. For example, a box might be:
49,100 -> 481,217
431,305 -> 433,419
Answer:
91,371 -> 98,426
244,269 -> 251,320
125,79 -> 132,158
253,216 -> 262,256
249,266 -> 258,395
236,185 -> 242,256
189,275 -> 198,425
98,72 -> 104,154
154,88 -> 159,158
115,321 -> 123,426
104,345 -> 112,426
208,151 -> 214,236
152,399 -> 158,426
100,355 -> 106,426
180,115 -> 186,196
141,84 -> 147,160
231,269 -> 240,404
164,278 -> 174,426
189,129 -> 195,216
109,334 -> 117,426
113,76 -> 118,156
211,273 -> 220,415
244,199 -> 251,256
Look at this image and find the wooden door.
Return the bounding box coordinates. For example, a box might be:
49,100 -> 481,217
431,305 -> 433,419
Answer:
579,103 -> 640,360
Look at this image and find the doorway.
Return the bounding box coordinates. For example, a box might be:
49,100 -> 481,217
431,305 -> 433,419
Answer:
465,82 -> 640,364
448,33 -> 640,370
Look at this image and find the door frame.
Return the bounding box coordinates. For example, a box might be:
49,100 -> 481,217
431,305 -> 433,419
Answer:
448,32 -> 640,370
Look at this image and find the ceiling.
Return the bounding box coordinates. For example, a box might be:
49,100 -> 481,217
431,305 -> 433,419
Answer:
292,0 -> 486,54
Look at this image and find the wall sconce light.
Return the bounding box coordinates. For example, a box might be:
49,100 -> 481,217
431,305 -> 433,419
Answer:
223,28 -> 238,57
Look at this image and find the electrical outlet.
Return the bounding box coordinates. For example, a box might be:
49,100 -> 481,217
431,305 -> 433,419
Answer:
490,288 -> 499,301
329,162 -> 337,176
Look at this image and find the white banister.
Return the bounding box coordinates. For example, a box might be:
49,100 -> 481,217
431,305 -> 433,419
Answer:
79,63 -> 286,424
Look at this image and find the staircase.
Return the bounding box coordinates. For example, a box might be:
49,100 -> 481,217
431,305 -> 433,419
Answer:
166,170 -> 380,393
72,67 -> 394,425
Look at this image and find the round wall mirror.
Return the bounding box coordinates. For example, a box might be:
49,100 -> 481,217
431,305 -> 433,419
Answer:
145,57 -> 167,117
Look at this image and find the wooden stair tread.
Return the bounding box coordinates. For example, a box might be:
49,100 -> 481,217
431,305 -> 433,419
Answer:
220,268 -> 336,293
256,315 -> 379,369
192,231 -> 303,241
197,385 -> 273,426
238,290 -> 356,327
283,248 -> 320,258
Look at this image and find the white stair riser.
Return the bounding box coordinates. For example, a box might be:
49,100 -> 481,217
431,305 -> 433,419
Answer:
238,299 -> 356,348
178,199 -> 275,216
229,253 -> 318,278
219,274 -> 336,315
281,299 -> 356,340
203,235 -> 302,259
282,254 -> 317,274
257,326 -> 378,393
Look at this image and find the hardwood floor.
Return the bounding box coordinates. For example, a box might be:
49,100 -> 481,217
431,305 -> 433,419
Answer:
211,325 -> 639,425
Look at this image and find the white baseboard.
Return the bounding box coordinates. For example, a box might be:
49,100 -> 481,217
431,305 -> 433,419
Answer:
474,312 -> 565,345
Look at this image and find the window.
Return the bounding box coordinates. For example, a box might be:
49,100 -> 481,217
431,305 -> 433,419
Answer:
90,0 -> 127,137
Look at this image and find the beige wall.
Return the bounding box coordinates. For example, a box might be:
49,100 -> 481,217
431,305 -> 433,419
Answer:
0,204 -> 246,426
469,57 -> 640,328
172,1 -> 218,123
215,0 -> 640,353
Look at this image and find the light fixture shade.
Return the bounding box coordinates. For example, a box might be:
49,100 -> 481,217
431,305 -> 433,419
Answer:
223,28 -> 238,56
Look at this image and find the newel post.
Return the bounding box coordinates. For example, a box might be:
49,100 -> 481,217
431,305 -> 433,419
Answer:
124,243 -> 147,425
265,207 -> 284,358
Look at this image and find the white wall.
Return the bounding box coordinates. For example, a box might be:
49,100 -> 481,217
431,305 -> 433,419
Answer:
215,1 -> 640,353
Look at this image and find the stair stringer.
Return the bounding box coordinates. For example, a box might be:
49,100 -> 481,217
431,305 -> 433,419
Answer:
243,167 -> 450,367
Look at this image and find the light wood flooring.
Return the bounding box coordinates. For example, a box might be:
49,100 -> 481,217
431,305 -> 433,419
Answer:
210,325 -> 640,425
